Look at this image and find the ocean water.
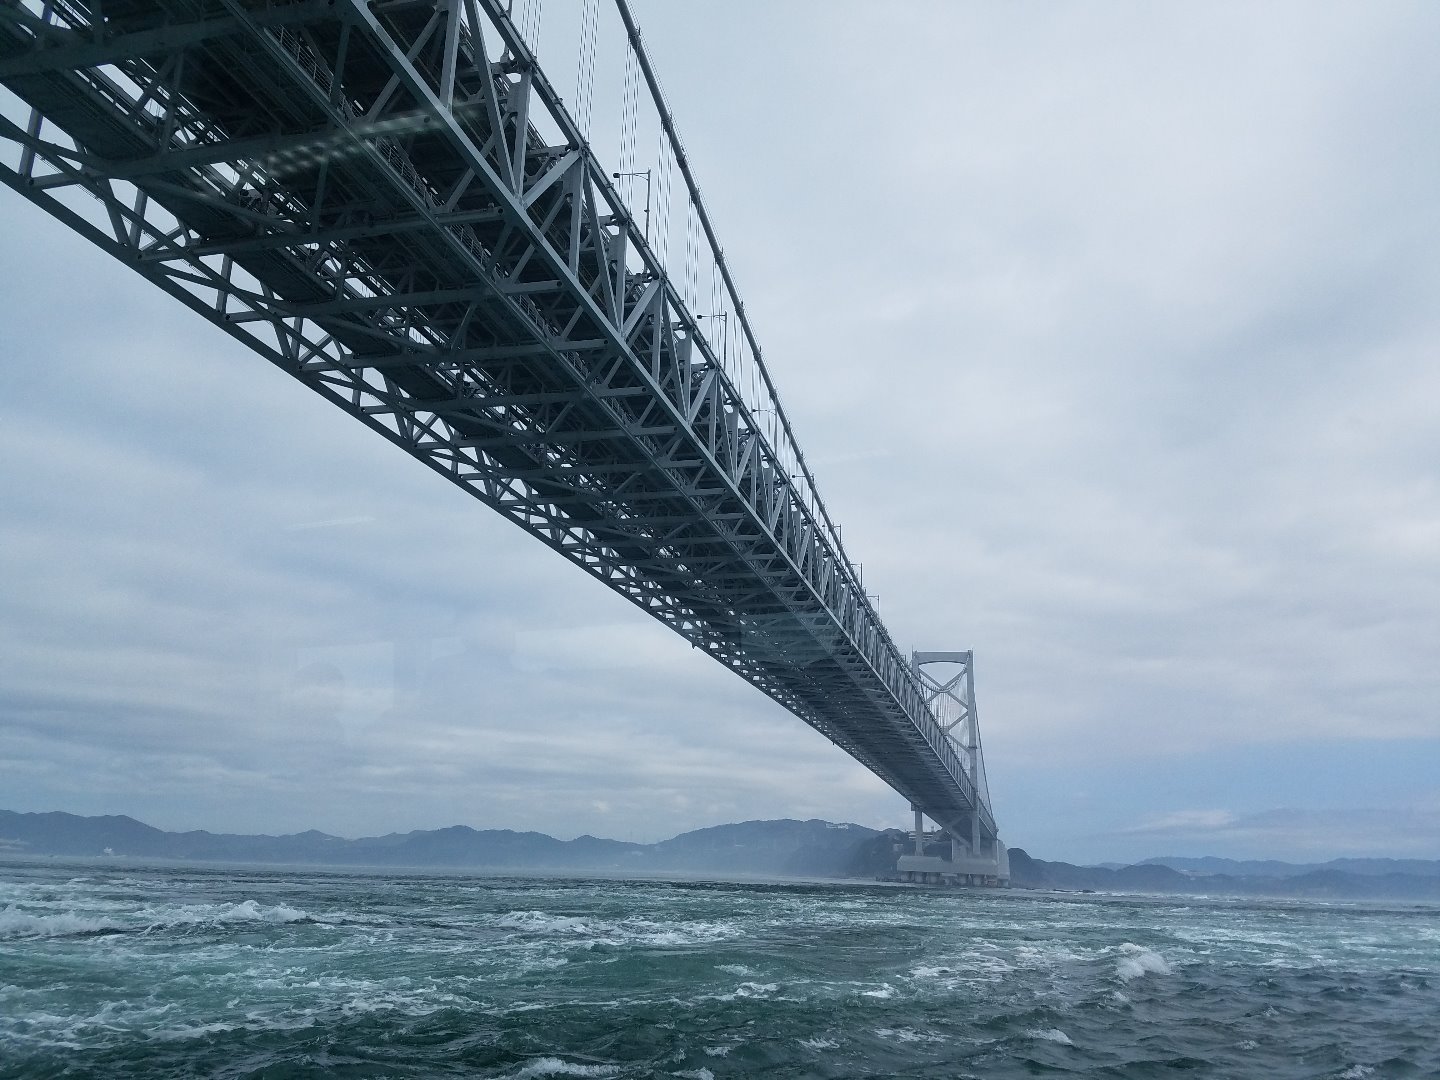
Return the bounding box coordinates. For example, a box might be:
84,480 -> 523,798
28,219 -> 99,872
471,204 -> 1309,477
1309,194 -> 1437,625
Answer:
1,860 -> 1436,1078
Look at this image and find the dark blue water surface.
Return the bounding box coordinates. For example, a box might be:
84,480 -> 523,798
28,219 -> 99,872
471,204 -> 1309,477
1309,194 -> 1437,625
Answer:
1,859 -> 1436,1078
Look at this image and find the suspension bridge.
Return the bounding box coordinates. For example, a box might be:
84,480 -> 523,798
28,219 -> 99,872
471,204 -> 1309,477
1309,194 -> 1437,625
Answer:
0,0 -> 1006,882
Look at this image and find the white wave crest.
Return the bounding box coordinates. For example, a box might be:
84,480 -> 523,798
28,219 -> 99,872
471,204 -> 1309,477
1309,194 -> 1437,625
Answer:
496,911 -> 594,934
495,910 -> 742,949
909,964 -> 954,978
152,1012 -> 318,1042
1014,943 -> 1092,967
1115,943 -> 1171,982
673,1070 -> 714,1080
1027,1027 -> 1074,1045
129,899 -> 314,930
874,1027 -> 945,1044
799,1037 -> 838,1050
0,906 -> 123,939
0,897 -> 313,941
721,981 -> 777,1000
502,1058 -> 620,1079
211,900 -> 311,925
861,983 -> 896,999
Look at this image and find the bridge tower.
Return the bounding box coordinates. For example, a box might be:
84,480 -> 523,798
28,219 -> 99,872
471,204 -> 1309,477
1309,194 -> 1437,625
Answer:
897,652 -> 1009,885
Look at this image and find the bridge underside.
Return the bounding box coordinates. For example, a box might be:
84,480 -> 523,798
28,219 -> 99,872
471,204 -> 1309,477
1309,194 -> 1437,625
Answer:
0,0 -> 997,843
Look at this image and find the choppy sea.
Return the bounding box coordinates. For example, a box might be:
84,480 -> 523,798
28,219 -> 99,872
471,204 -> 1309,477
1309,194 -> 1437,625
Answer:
1,859 -> 1436,1078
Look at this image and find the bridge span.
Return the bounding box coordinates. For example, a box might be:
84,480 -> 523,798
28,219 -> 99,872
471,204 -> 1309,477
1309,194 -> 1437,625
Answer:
0,0 -> 1004,875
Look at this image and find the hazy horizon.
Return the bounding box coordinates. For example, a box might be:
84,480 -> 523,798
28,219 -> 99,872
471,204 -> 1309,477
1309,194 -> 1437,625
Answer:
6,805 -> 1435,871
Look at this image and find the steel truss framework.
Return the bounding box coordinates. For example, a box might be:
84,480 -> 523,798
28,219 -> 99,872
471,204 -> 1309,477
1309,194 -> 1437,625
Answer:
0,0 -> 998,843
911,652 -> 995,855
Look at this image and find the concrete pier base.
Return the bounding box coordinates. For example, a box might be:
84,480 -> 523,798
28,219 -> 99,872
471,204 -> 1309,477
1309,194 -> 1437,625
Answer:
895,846 -> 1010,887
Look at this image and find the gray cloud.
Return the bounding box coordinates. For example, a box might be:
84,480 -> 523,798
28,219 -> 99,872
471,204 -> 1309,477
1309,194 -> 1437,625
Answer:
1119,804 -> 1440,861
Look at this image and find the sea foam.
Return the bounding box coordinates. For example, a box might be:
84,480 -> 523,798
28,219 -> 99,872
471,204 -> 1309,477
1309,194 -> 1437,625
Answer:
0,906 -> 123,940
0,897 -> 314,942
1115,943 -> 1171,982
1027,1027 -> 1074,1045
502,1058 -> 620,1079
874,1027 -> 945,1044
720,981 -> 777,1000
210,900 -> 311,925
494,909 -> 742,949
799,1037 -> 839,1050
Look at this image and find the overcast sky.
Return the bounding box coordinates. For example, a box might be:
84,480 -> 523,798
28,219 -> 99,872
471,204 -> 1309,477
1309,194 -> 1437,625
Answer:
2,2 -> 1437,864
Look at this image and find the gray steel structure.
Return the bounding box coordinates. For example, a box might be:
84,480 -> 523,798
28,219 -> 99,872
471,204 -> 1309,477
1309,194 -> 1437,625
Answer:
911,651 -> 994,858
0,0 -> 999,849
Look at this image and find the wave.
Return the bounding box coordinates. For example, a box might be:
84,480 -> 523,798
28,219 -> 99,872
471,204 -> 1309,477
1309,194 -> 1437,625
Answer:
148,1013 -> 319,1043
3,982 -> 465,1054
7,869 -> 1436,1078
0,907 -> 126,939
0,998 -> 181,1051
798,1037 -> 838,1050
166,899 -> 313,926
493,909 -> 743,948
0,900 -> 314,940
1115,943 -> 1171,982
1027,1027 -> 1074,1045
496,911 -> 594,934
909,955 -> 1016,981
499,1058 -> 620,1079
874,1027 -> 946,1045
716,981 -> 778,1001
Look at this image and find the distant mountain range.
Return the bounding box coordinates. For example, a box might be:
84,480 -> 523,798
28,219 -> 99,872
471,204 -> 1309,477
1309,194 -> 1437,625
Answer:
3,811 -> 1437,900
1006,849 -> 1440,901
1140,854 -> 1440,879
0,810 -> 888,878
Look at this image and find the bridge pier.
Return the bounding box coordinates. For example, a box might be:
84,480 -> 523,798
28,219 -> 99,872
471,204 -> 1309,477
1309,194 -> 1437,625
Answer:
894,811 -> 1009,888
895,840 -> 1010,887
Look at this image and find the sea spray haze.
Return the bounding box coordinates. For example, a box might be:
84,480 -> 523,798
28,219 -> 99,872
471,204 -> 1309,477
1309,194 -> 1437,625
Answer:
2,860 -> 1437,1078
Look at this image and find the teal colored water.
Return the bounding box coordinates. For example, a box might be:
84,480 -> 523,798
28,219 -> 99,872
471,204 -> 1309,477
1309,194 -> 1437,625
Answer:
1,860 -> 1436,1078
